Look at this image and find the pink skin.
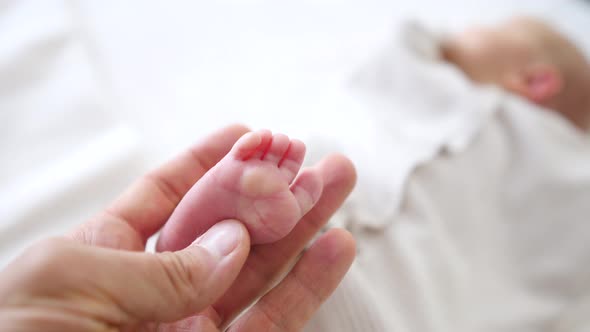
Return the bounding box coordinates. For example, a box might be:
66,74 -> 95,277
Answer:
157,130 -> 323,250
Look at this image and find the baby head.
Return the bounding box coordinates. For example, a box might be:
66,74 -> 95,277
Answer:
442,17 -> 590,130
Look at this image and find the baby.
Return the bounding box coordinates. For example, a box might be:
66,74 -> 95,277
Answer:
441,17 -> 590,130
304,16 -> 590,332
157,130 -> 323,250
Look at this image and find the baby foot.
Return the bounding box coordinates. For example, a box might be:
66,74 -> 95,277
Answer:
158,130 -> 323,249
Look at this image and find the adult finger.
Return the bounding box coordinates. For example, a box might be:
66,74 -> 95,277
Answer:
212,154 -> 356,326
111,221 -> 250,324
229,229 -> 356,331
69,124 -> 250,250
66,220 -> 249,327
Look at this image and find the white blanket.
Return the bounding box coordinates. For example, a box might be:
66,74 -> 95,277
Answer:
0,0 -> 141,266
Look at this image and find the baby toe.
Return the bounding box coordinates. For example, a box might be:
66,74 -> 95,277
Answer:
279,138 -> 306,183
263,133 -> 291,164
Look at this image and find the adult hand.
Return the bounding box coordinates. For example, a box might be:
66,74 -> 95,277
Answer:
0,125 -> 357,331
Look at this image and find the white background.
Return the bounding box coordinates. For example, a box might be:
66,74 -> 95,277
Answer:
1,0 -> 589,266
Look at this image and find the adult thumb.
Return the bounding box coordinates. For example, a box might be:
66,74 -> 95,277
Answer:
95,219 -> 250,324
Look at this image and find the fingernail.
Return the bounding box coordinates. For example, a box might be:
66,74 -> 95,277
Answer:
195,220 -> 243,257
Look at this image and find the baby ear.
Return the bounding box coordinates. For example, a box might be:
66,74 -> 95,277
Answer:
502,63 -> 563,104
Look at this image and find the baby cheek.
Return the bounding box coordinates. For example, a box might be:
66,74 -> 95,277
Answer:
449,33 -> 495,77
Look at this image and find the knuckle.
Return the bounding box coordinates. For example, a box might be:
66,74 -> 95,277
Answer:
154,251 -> 206,308
14,237 -> 75,283
25,238 -> 70,266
